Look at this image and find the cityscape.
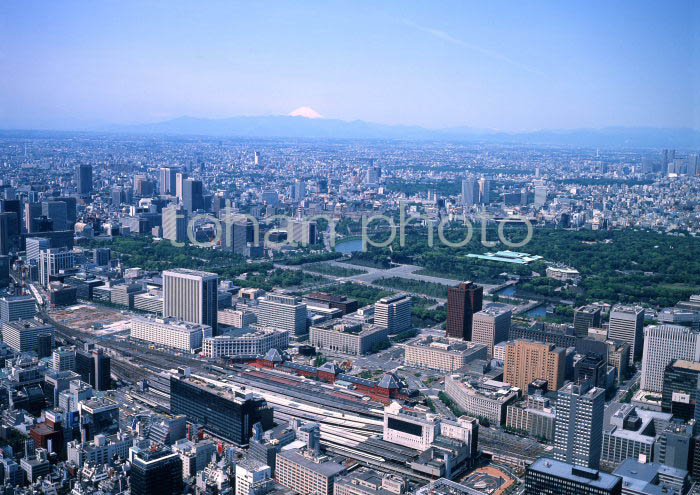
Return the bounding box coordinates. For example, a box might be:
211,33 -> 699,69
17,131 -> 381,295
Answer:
0,2 -> 699,495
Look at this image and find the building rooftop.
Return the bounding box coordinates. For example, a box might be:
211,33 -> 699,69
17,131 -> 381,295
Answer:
277,448 -> 346,478
529,458 -> 621,491
670,359 -> 700,372
163,268 -> 218,279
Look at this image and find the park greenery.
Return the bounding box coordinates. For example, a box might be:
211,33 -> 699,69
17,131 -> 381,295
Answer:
302,263 -> 367,278
343,226 -> 700,307
373,277 -> 449,299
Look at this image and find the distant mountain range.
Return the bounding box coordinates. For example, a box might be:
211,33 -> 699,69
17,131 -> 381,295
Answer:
5,114 -> 699,148
101,116 -> 700,148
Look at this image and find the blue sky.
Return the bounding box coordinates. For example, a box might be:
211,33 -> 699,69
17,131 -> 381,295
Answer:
0,1 -> 698,131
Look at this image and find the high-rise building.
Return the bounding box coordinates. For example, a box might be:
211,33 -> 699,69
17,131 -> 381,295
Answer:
0,198 -> 21,236
641,324 -> 700,393
374,294 -> 412,334
1,318 -> 55,353
93,247 -> 111,266
534,185 -> 547,207
175,172 -> 187,200
26,236 -> 50,264
504,340 -> 566,394
42,201 -> 68,231
0,255 -> 9,288
53,346 -> 76,371
293,178 -> 305,202
608,305 -> 644,365
162,205 -> 188,244
130,449 -> 183,495
39,247 -> 74,287
76,348 -> 111,391
446,281 -> 483,340
525,458 -> 622,495
0,212 -> 11,255
478,176 -> 490,204
183,178 -> 204,213
574,353 -> 607,389
258,292 -> 307,336
662,360 -> 700,422
55,197 -> 77,227
553,381 -> 605,470
574,305 -> 602,338
134,175 -> 155,196
276,448 -> 346,495
0,296 -> 37,323
159,167 -> 178,195
162,268 -> 218,334
169,374 -> 272,445
235,459 -> 273,495
77,164 -> 92,196
461,179 -> 479,207
472,305 -> 512,357
24,202 -> 42,233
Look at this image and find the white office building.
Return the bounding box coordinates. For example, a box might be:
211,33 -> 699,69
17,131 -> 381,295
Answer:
374,294 -> 411,334
258,292 -> 307,336
0,296 -> 37,323
203,326 -> 289,358
130,315 -> 212,352
163,268 -> 218,334
640,324 -> 700,393
39,248 -> 74,287
2,318 -> 55,352
608,305 -> 645,364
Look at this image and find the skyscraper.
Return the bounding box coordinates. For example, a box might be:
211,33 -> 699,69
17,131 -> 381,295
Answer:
608,305 -> 644,365
640,324 -> 700,393
461,179 -> 479,207
662,360 -> 700,422
183,178 -> 204,213
24,202 -> 42,233
0,212 -> 11,255
162,205 -> 188,244
525,458 -> 622,495
159,167 -> 178,195
42,201 -> 68,231
175,172 -> 187,200
130,449 -> 183,495
478,176 -> 490,204
39,248 -> 74,287
553,381 -> 605,470
76,164 -> 92,196
374,294 -> 412,334
258,292 -> 307,336
163,268 -> 218,334
534,183 -> 547,208
472,304 -> 512,357
293,178 -> 305,202
574,305 -> 602,338
446,281 -> 483,340
504,340 -> 566,393
0,199 -> 21,236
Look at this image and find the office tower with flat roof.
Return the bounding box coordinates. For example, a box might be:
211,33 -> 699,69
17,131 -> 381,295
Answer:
42,200 -> 68,231
235,459 -> 273,495
26,236 -> 50,264
574,305 -> 602,338
39,247 -> 74,287
56,196 -> 77,227
0,255 -> 9,288
641,324 -> 700,393
0,296 -> 37,323
175,172 -> 187,200
525,458 -> 622,495
478,176 -> 490,204
76,164 -> 92,196
183,178 -> 204,213
24,202 -> 42,233
162,205 -> 188,244
163,268 -> 218,335
1,199 -> 21,236
446,281 -> 483,340
461,178 -> 479,207
53,346 -> 76,371
293,178 -> 306,202
472,304 -> 512,357
76,348 -> 111,391
169,374 -> 272,445
608,305 -> 645,365
276,447 -> 346,495
553,381 -> 605,470
374,294 -> 412,334
159,167 -> 178,195
258,292 -> 307,336
504,340 -> 566,394
1,319 -> 55,353
0,212 -> 11,255
662,360 -> 700,422
534,184 -> 547,207
130,449 -> 183,495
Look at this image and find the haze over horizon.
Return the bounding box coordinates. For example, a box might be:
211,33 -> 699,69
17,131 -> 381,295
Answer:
1,0 -> 699,132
